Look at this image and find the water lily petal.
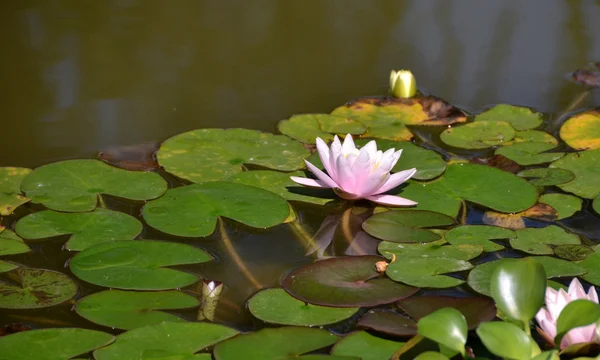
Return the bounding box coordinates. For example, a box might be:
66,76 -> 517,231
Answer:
360,140 -> 378,159
536,308 -> 557,339
569,278 -> 587,299
377,148 -> 401,173
357,169 -> 391,197
366,194 -> 418,206
316,137 -> 334,177
341,134 -> 358,155
335,155 -> 355,193
304,160 -> 339,188
375,168 -> 417,194
589,285 -> 599,303
290,176 -> 329,188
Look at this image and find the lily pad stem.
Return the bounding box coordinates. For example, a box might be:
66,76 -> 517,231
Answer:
218,218 -> 262,290
287,220 -> 317,251
97,194 -> 106,209
341,207 -> 353,245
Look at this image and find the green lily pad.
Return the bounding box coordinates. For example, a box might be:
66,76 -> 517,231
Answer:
157,128 -> 309,183
248,288 -> 358,326
0,229 -> 30,256
213,327 -> 339,360
228,170 -> 335,205
476,321 -> 536,360
579,253 -> 600,286
517,168 -> 575,187
331,331 -> 404,360
0,261 -> 19,273
440,121 -> 516,149
559,109 -> 600,150
474,104 -> 543,131
277,114 -> 366,144
417,308 -> 467,357
444,225 -> 515,252
539,194 -> 582,220
551,149 -> 600,198
21,159 -> 167,212
357,309 -> 417,337
143,181 -> 290,237
93,322 -> 238,360
0,167 -> 31,215
495,142 -> 564,166
554,244 -> 594,261
15,208 -> 143,251
509,130 -> 558,145
282,256 -> 418,307
509,226 -> 580,255
362,210 -> 455,243
75,289 -> 200,330
378,241 -> 483,261
69,240 -> 212,290
386,257 -> 473,288
0,267 -> 77,309
382,180 -> 462,218
0,328 -> 114,360
593,195 -> 600,215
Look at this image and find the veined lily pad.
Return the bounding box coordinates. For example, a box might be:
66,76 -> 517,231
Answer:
75,289 -> 200,330
551,149 -> 600,198
157,128 -> 309,183
440,121 -> 516,149
386,257 -> 473,288
0,167 -> 31,215
277,114 -> 366,144
559,108 -> 600,150
93,322 -> 238,360
362,210 -> 455,243
331,331 -> 404,360
474,104 -> 543,131
248,288 -> 358,326
509,226 -> 580,255
517,168 -> 575,187
15,208 -> 142,251
444,225 -> 515,252
0,228 -> 30,256
378,241 -> 482,261
143,182 -> 290,237
357,309 -> 417,337
0,328 -> 114,360
0,268 -> 77,309
539,193 -> 582,220
282,256 -> 417,307
21,159 -> 167,212
495,142 -> 564,165
69,240 -> 212,290
554,244 -> 594,261
213,327 -> 339,360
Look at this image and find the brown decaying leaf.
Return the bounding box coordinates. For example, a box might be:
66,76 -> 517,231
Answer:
97,142 -> 160,171
470,155 -> 521,174
0,323 -> 31,337
483,203 -> 558,230
572,69 -> 600,88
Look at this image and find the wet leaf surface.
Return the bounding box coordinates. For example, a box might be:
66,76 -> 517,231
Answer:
386,256 -> 473,288
474,104 -> 543,131
441,121 -> 516,149
518,168 -> 575,187
509,226 -> 580,255
331,331 -> 404,360
278,114 -> 366,144
0,268 -> 77,309
362,210 -> 455,243
0,167 -> 31,216
560,108 -> 600,150
383,180 -> 462,218
378,240 -> 482,261
539,193 -> 582,220
0,229 -> 30,256
495,142 -> 564,165
554,244 -> 594,261
551,149 -> 600,198
444,225 -> 515,252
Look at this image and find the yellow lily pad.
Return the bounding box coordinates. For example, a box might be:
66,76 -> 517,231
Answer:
559,108 -> 600,150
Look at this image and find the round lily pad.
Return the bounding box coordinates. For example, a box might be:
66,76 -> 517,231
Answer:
69,240 -> 212,290
383,180 -> 462,218
0,229 -> 30,256
0,328 -> 114,360
248,288 -> 358,326
331,331 -> 404,360
277,114 -> 366,144
554,244 -> 594,261
213,327 -> 339,360
75,289 -> 200,330
517,168 -> 575,187
378,241 -> 482,261
440,121 -> 516,149
0,167 -> 31,215
15,208 -> 143,251
357,309 -> 417,337
143,182 -> 290,237
539,193 -> 582,220
362,210 -> 455,243
474,104 -> 542,131
509,226 -> 580,255
560,109 -> 600,150
157,128 -> 309,183
0,267 -> 77,309
93,322 -> 238,360
509,130 -> 557,145
386,257 -> 473,288
444,225 -> 515,252
282,256 -> 418,307
495,142 -> 564,166
551,149 -> 600,198
21,159 -> 167,212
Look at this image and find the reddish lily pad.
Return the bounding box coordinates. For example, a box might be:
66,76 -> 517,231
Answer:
0,268 -> 77,309
282,256 -> 418,307
362,210 -> 455,243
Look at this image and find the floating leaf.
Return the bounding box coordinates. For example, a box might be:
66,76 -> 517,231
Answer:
0,328 -> 114,360
362,210 -> 455,243
509,130 -> 558,145
282,256 -> 417,307
579,253 -> 600,286
555,300 -> 600,347
15,208 -> 142,251
560,109 -> 600,150
483,203 -> 558,230
509,226 -> 580,255
444,225 -> 515,252
0,229 -> 30,256
248,288 -> 358,326
213,327 -> 339,360
518,168 -> 575,187
357,309 -> 417,337
551,150 -> 600,198
277,114 -> 365,144
21,159 -> 167,212
157,128 -> 309,183
417,308 -> 467,357
98,141 -> 160,171
496,142 -> 564,165
441,121 -> 516,149
470,154 -> 521,173
593,195 -> 600,215
94,322 -> 238,360
383,180 -> 462,218
0,268 -> 77,309
143,182 -> 290,237
378,241 -> 482,261
474,104 -> 543,131
331,331 -> 403,360
532,256 -> 586,278
0,167 -> 31,215
386,257 -> 473,288
476,321 -> 536,360
0,261 -> 19,273
554,244 -> 594,261
70,240 -> 212,290
75,289 -> 200,330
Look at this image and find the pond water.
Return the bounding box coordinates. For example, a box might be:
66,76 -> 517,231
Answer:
2,1 -> 600,358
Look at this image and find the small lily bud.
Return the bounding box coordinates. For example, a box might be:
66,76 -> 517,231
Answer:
390,70 -> 417,98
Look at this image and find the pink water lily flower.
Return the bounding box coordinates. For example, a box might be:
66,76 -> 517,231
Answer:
536,278 -> 599,349
290,134 -> 417,206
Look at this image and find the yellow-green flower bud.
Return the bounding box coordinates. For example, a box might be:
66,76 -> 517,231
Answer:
390,70 -> 417,98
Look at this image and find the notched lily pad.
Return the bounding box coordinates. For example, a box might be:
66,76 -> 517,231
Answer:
539,193 -> 582,220
362,210 -> 455,243
143,181 -> 290,237
21,159 -> 167,212
474,104 -> 542,131
69,240 -> 212,290
560,108 -> 600,150
277,114 -> 366,144
378,241 -> 482,261
0,167 -> 31,215
441,121 -> 516,149
495,142 -> 564,165
15,208 -> 143,251
509,226 -> 580,255
386,257 -> 473,288
444,225 -> 515,252
282,256 -> 418,307
157,128 -> 309,183
517,168 -> 575,187
0,267 -> 77,309
0,228 -> 30,256
551,149 -> 600,199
